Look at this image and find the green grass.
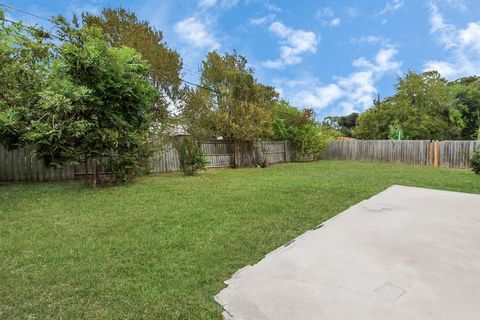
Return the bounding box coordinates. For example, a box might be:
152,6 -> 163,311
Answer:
1,161 -> 479,319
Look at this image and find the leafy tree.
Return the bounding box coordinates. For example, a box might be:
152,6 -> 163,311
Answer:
388,124 -> 404,140
272,100 -> 339,155
0,10 -> 52,148
471,151 -> 480,174
448,76 -> 480,140
322,112 -> 359,137
351,96 -> 395,139
180,87 -> 217,140
82,8 -> 183,123
354,71 -> 462,140
271,100 -> 306,140
1,16 -> 158,185
197,51 -> 279,141
176,137 -> 208,176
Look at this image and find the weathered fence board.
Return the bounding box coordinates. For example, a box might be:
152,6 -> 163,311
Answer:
0,141 -> 294,182
3,139 -> 477,182
323,140 -> 432,165
438,141 -> 480,168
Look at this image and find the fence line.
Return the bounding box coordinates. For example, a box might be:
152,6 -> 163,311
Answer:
0,141 -> 294,182
323,140 -> 480,168
2,140 -> 479,182
438,140 -> 480,168
323,140 -> 431,165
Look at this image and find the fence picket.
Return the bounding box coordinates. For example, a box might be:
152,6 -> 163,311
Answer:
2,140 -> 479,182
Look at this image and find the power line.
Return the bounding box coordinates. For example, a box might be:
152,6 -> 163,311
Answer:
183,67 -> 201,75
0,4 -> 237,96
0,3 -> 52,24
180,78 -> 221,94
0,16 -> 63,40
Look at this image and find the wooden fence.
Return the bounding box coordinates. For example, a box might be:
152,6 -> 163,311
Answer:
323,140 -> 480,168
2,139 -> 479,182
0,141 -> 293,182
438,140 -> 480,168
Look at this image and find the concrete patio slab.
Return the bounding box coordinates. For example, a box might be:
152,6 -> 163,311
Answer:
215,185 -> 480,320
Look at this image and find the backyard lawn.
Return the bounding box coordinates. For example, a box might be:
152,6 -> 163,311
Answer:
1,161 -> 479,319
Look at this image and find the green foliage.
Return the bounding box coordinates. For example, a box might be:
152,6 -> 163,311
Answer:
322,113 -> 359,137
388,124 -> 404,140
471,151 -> 480,174
82,8 -> 182,123
182,51 -> 279,142
176,138 -> 208,176
272,100 -> 339,155
0,12 -> 52,148
1,15 -> 158,185
354,71 -> 462,140
448,76 -> 480,140
181,87 -> 217,140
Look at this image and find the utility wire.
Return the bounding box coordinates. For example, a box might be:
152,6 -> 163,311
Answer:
183,67 -> 202,75
0,3 -> 52,24
0,16 -> 63,40
0,6 -> 218,93
1,4 -> 295,107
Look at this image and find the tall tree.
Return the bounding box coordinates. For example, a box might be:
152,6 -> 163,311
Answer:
354,71 -> 462,140
82,8 -> 182,122
0,10 -> 52,148
322,112 -> 359,137
448,76 -> 480,140
183,51 -> 279,142
272,100 -> 339,155
1,15 -> 158,185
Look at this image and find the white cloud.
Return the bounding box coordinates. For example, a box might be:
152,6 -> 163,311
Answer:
444,0 -> 467,11
198,0 -> 240,9
329,18 -> 341,27
250,14 -> 275,26
198,0 -> 217,7
316,7 -> 342,27
275,48 -> 401,116
298,84 -> 343,109
174,17 -> 220,50
345,7 -> 360,18
423,3 -> 480,79
265,3 -> 282,12
377,0 -> 404,15
263,21 -> 318,69
350,35 -> 391,46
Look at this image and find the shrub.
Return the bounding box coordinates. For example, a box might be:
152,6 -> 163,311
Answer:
471,151 -> 480,174
176,138 -> 208,176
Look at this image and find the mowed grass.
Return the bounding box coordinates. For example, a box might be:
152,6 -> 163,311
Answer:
1,161 -> 479,319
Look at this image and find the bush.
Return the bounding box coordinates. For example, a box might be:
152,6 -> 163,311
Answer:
471,151 -> 480,174
176,138 -> 208,176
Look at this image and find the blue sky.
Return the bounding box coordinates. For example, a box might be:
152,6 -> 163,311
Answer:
3,0 -> 480,119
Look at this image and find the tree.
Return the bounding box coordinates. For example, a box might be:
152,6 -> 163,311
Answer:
322,112 -> 359,137
82,8 -> 183,123
199,51 -> 278,141
0,10 -> 52,148
352,96 -> 396,139
1,16 -> 158,185
179,51 -> 279,166
354,71 -> 462,140
272,100 -> 339,155
448,76 -> 480,140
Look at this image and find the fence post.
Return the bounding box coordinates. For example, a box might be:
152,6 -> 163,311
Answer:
284,140 -> 288,162
428,141 -> 435,166
434,141 -> 439,168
